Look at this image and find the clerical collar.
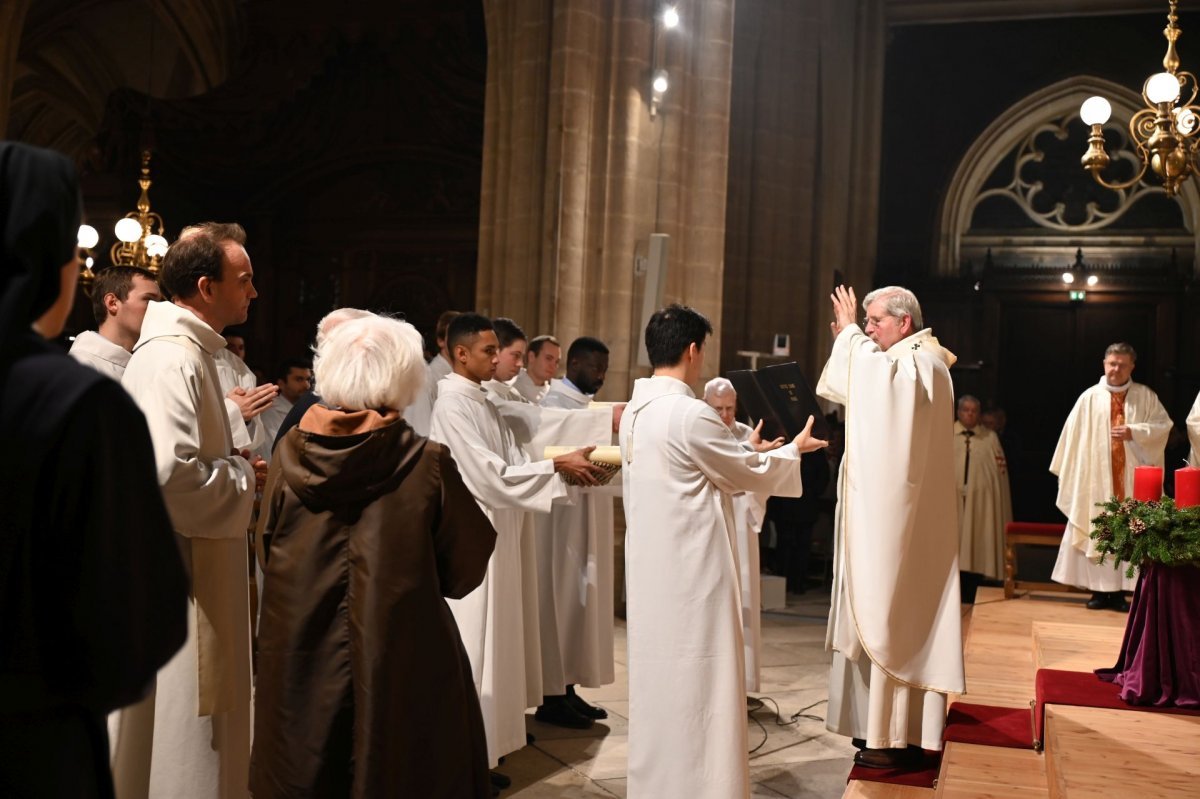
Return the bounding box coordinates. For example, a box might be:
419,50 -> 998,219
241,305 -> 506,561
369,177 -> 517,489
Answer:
1099,376 -> 1131,394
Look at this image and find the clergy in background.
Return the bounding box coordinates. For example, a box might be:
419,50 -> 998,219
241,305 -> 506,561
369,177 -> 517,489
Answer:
702,376 -> 785,695
405,309 -> 460,435
620,304 -> 825,799
213,332 -> 277,458
429,313 -> 602,776
953,394 -> 1012,588
514,333 -> 560,403
1050,342 -> 1171,611
817,285 -> 964,770
68,266 -> 161,380
119,222 -> 267,799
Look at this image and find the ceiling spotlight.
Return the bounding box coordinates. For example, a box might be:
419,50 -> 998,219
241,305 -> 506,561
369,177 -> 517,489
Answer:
1062,272 -> 1076,284
663,5 -> 680,29
1086,274 -> 1099,286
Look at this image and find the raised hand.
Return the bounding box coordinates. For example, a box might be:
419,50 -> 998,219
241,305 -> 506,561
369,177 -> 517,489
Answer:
829,284 -> 859,337
749,419 -> 785,452
792,415 -> 829,454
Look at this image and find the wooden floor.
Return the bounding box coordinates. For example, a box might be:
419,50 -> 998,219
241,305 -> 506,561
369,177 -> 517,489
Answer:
845,587 -> 1198,798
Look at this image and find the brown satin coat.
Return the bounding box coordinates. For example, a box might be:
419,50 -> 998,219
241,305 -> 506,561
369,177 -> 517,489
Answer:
250,407 -> 496,798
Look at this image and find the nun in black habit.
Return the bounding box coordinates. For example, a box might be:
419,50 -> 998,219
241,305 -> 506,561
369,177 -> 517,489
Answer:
0,141 -> 189,798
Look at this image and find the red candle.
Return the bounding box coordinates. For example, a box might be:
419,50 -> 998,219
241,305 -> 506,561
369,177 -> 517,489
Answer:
1176,466 -> 1200,508
1133,465 -> 1163,502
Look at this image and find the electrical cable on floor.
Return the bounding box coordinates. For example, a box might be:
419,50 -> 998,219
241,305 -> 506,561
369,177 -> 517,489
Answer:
747,695 -> 828,754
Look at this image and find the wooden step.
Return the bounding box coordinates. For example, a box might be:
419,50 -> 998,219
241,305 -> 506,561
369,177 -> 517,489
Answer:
933,742 -> 1048,799
1044,704 -> 1200,798
842,780 -> 934,798
1031,622 -> 1123,673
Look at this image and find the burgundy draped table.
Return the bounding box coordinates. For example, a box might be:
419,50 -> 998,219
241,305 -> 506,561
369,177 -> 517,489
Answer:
1095,562 -> 1200,708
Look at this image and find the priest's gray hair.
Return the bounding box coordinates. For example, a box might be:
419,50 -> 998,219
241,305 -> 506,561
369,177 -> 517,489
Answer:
1105,342 -> 1137,362
703,377 -> 736,401
315,307 -> 375,349
313,315 -> 426,412
863,286 -> 923,330
957,394 -> 981,411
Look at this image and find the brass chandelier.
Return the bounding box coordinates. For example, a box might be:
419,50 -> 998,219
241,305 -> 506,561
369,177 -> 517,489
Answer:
77,149 -> 169,294
1080,1 -> 1200,197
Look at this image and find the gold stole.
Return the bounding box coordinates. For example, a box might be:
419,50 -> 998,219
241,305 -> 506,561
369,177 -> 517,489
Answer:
1110,390 -> 1128,499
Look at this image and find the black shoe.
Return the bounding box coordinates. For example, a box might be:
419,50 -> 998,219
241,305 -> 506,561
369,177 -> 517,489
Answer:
853,747 -> 920,769
565,685 -> 608,719
1086,592 -> 1109,610
489,771 -> 511,789
534,697 -> 594,729
526,732 -> 535,745
851,738 -> 867,750
1114,594 -> 1131,612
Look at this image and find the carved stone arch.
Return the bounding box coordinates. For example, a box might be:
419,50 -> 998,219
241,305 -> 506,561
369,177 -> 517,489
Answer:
936,75 -> 1200,276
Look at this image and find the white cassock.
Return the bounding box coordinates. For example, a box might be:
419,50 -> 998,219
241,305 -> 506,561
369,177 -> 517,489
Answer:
257,394 -> 293,456
1187,391 -> 1200,466
620,375 -> 804,799
213,347 -> 268,457
117,301 -> 256,799
953,421 -> 1012,579
68,329 -> 129,380
513,367 -> 549,404
1050,379 -> 1171,591
816,325 -> 964,752
535,379 -> 618,694
729,420 -> 769,693
405,353 -> 453,436
430,372 -> 567,765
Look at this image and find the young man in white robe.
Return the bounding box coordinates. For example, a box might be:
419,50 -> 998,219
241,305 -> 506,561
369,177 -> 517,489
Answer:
703,377 -> 786,694
514,334 -> 560,403
1050,342 -> 1172,610
817,285 -> 964,770
213,334 -> 277,457
954,394 -> 1012,585
69,266 -> 160,380
620,304 -> 826,799
257,359 -> 312,451
405,309 -> 460,435
428,313 -> 603,776
117,222 -> 268,799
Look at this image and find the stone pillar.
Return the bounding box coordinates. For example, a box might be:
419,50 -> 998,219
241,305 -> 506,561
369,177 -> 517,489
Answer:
477,0 -> 735,398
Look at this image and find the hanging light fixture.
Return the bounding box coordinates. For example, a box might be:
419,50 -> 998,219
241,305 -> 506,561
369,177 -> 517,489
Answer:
110,149 -> 169,274
1080,1 -> 1200,197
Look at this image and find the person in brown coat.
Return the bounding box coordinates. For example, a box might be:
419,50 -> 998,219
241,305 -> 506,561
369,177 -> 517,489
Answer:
250,312 -> 497,799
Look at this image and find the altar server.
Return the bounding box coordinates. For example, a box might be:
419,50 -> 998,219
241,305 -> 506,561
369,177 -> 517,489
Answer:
621,304 -> 824,799
817,285 -> 964,769
69,266 -> 161,380
1051,342 -> 1171,610
429,313 -> 601,768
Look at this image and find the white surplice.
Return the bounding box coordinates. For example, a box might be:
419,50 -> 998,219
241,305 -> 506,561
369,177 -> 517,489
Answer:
534,378 -> 617,694
953,421 -> 1012,579
257,394 -> 293,456
117,301 -> 256,799
213,347 -> 267,455
69,329 -> 130,380
816,325 -> 964,751
1187,391 -> 1200,466
513,367 -> 549,404
430,372 -> 568,765
620,375 -> 804,799
729,421 -> 769,693
406,353 -> 452,436
1050,379 -> 1171,591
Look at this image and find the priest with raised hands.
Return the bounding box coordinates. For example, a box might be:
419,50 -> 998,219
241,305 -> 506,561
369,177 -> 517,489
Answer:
817,285 -> 964,770
1050,343 -> 1171,611
429,313 -> 604,784
620,304 -> 826,799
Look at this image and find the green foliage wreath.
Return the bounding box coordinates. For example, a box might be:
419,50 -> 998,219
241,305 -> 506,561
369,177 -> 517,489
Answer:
1091,498 -> 1200,578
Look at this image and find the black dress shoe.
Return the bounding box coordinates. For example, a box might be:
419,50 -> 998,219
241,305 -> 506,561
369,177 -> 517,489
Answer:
853,747 -> 920,769
489,770 -> 511,789
851,738 -> 867,750
534,697 -> 594,729
1086,592 -> 1109,610
1114,595 -> 1131,612
566,685 -> 608,719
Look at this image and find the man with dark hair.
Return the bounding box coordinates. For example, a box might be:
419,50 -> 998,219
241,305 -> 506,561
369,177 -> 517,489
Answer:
515,334 -> 560,403
405,309 -> 462,436
259,358 -> 313,450
69,266 -> 161,380
1051,341 -> 1171,610
483,317 -> 529,402
620,304 -> 825,798
430,312 -> 603,781
118,221 -> 266,799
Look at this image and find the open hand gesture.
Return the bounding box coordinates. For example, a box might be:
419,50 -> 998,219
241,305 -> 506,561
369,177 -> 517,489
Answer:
749,419 -> 785,452
792,415 -> 829,455
829,284 -> 858,337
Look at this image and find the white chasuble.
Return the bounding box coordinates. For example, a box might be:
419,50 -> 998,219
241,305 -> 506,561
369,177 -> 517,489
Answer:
1186,391 -> 1200,466
117,301 -> 256,799
816,325 -> 964,751
1050,380 -> 1170,591
953,421 -> 1012,579
620,376 -> 804,799
430,372 -> 567,765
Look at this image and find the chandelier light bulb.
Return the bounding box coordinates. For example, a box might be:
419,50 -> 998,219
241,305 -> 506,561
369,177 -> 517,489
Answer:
1080,96 -> 1112,126
77,224 -> 99,249
652,69 -> 669,94
1062,272 -> 1076,284
115,217 -> 144,243
1086,274 -> 1099,287
662,6 -> 680,29
85,256 -> 94,268
145,234 -> 169,258
1146,71 -> 1182,104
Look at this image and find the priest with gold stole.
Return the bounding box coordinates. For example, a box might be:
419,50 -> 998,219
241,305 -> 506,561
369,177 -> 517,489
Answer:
818,285 -> 964,770
954,394 -> 1012,583
1050,342 -> 1171,611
